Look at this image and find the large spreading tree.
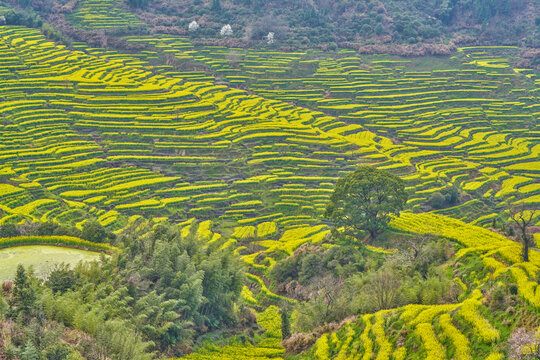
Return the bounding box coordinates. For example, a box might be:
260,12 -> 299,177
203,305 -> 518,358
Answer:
324,166 -> 408,241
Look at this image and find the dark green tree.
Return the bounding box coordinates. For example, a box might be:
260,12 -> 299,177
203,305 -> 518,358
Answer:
299,253 -> 322,284
13,264 -> 28,298
0,223 -> 20,237
36,222 -> 59,236
280,307 -> 291,340
81,220 -> 115,243
427,192 -> 445,209
119,223 -> 245,347
42,343 -> 72,360
442,186 -> 459,205
324,166 -> 407,240
21,341 -> 40,360
46,264 -> 79,294
10,265 -> 36,318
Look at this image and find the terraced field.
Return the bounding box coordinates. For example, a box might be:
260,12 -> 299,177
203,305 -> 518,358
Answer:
0,25 -> 538,359
0,26 -> 394,232
66,0 -> 144,29
123,38 -> 540,225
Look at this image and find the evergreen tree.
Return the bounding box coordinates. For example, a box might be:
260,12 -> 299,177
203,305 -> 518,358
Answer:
280,307 -> 291,340
10,265 -> 36,318
21,341 -> 40,360
46,264 -> 79,294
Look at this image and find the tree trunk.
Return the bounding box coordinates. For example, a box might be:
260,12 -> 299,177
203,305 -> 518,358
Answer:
522,233 -> 529,262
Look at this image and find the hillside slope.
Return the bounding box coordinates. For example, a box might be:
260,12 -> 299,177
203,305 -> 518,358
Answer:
0,24 -> 538,358
0,0 -> 539,51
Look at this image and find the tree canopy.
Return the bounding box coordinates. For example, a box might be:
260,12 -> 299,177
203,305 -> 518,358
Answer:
324,166 -> 408,241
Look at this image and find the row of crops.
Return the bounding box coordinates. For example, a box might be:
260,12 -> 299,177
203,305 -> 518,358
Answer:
300,212 -> 540,359
66,0 -> 144,29
0,26 -> 406,233
0,26 -> 539,359
312,292 -> 503,360
166,211 -> 540,359
123,36 -> 539,225
0,28 -> 391,322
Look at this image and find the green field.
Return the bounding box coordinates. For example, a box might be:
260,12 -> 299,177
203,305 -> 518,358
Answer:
0,245 -> 103,281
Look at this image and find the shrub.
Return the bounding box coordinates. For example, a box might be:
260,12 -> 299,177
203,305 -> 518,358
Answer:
42,23 -> 66,43
428,192 -> 445,209
282,332 -> 315,354
2,281 -> 13,294
42,343 -> 72,360
299,253 -> 322,284
0,224 -> 20,238
81,221 -> 115,244
487,285 -> 507,311
46,264 -> 79,294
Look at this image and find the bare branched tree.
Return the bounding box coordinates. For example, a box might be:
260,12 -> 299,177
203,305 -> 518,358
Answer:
509,203 -> 538,262
369,270 -> 401,310
313,276 -> 344,319
391,233 -> 431,273
406,233 -> 431,261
